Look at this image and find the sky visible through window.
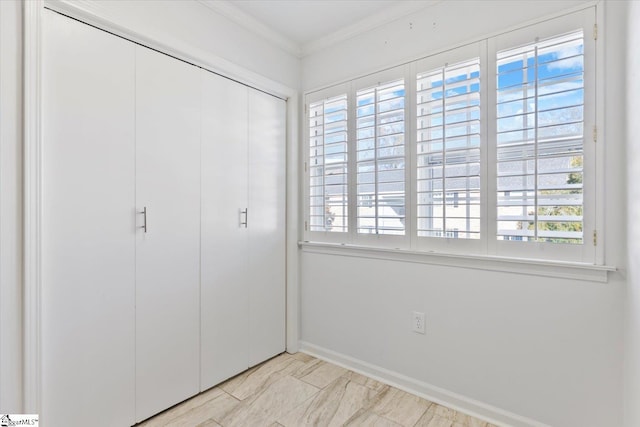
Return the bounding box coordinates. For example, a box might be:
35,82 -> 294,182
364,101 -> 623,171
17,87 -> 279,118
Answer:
496,31 -> 584,244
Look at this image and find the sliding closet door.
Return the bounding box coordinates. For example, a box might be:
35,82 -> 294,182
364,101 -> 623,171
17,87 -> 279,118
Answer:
200,71 -> 250,389
41,10 -> 135,427
135,47 -> 201,422
248,90 -> 287,366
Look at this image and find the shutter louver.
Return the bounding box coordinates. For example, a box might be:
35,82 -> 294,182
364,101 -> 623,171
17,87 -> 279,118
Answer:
496,31 -> 584,243
356,79 -> 406,235
416,59 -> 481,239
308,95 -> 348,232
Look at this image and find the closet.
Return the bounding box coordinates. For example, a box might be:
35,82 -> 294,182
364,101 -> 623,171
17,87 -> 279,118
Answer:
41,9 -> 286,427
200,73 -> 286,390
135,46 -> 202,421
42,10 -> 136,427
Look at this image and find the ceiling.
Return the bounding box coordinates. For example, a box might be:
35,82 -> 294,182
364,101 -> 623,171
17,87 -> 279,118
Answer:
200,0 -> 438,57
231,0 -> 399,46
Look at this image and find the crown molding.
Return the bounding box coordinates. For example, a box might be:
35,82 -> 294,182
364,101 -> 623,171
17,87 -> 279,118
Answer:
199,0 -> 441,58
301,0 -> 442,56
198,0 -> 302,57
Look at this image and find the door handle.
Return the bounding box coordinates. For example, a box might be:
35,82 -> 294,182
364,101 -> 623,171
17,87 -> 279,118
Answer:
140,207 -> 147,233
241,208 -> 248,228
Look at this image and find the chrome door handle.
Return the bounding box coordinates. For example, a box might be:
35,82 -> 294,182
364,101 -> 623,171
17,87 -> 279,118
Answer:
140,207 -> 147,233
241,208 -> 248,228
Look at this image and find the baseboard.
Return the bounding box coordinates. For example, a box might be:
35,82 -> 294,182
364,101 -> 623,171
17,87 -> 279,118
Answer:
298,341 -> 549,427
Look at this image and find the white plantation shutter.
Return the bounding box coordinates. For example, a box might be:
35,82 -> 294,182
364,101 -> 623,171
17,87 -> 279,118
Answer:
496,31 -> 585,244
417,58 -> 481,239
356,79 -> 406,235
304,8 -> 597,263
308,94 -> 348,233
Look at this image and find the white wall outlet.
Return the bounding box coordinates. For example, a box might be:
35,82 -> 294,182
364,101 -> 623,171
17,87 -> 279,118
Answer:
412,311 -> 425,334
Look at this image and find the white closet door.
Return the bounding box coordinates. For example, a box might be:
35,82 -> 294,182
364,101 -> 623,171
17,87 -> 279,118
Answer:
135,47 -> 201,422
41,10 -> 135,427
248,90 -> 287,366
200,71 -> 250,389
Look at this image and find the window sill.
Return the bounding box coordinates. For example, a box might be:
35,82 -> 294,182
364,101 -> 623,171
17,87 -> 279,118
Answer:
298,241 -> 616,283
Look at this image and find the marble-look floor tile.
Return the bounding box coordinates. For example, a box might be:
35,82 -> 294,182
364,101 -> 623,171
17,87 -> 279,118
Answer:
138,387 -> 224,427
454,411 -> 489,427
220,353 -> 304,400
219,353 -> 291,393
341,371 -> 389,393
170,391 -> 240,427
220,375 -> 320,427
290,352 -> 316,363
428,404 -> 455,420
368,387 -> 433,426
414,412 -> 454,427
293,358 -> 323,377
139,354 -> 492,427
218,366 -> 260,395
278,375 -> 381,427
415,404 -> 490,427
344,409 -> 404,427
414,404 -> 458,427
297,360 -> 348,389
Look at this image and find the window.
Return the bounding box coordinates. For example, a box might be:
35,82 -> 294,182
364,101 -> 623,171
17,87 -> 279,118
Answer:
304,8 -> 597,264
417,58 -> 481,240
308,94 -> 348,233
496,31 -> 585,244
356,79 -> 406,235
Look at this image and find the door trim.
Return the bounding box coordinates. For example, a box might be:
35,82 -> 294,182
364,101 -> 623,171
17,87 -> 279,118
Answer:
23,0 -> 43,414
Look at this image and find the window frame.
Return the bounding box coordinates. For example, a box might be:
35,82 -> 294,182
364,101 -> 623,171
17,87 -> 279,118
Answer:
413,41 -> 487,255
303,7 -> 600,265
304,83 -> 352,244
351,65 -> 410,248
487,8 -> 596,263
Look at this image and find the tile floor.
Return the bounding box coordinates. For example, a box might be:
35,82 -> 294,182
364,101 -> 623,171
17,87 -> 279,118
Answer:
138,352 -> 497,427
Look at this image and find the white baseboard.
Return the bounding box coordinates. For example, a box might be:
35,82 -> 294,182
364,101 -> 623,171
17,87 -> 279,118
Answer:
298,341 -> 549,427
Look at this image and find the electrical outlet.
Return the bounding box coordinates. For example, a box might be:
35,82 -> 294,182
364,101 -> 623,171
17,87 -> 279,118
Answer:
412,311 -> 425,334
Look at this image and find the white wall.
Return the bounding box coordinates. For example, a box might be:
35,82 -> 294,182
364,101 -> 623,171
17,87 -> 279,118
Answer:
302,0 -> 589,90
301,254 -> 623,426
625,2 -> 640,426
299,1 -> 627,426
0,0 -> 23,414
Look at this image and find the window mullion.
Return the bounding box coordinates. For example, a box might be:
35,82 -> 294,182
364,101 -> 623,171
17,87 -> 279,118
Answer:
482,38 -> 492,255
374,88 -> 379,235
466,71 -> 472,235
441,67 -> 447,235
407,62 -> 417,249
348,82 -> 357,242
533,43 -> 539,241
322,100 -> 328,231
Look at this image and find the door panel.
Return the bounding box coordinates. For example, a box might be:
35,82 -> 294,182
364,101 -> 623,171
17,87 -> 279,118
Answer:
41,12 -> 286,422
135,46 -> 201,422
41,10 -> 136,427
248,90 -> 287,366
200,71 -> 250,389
